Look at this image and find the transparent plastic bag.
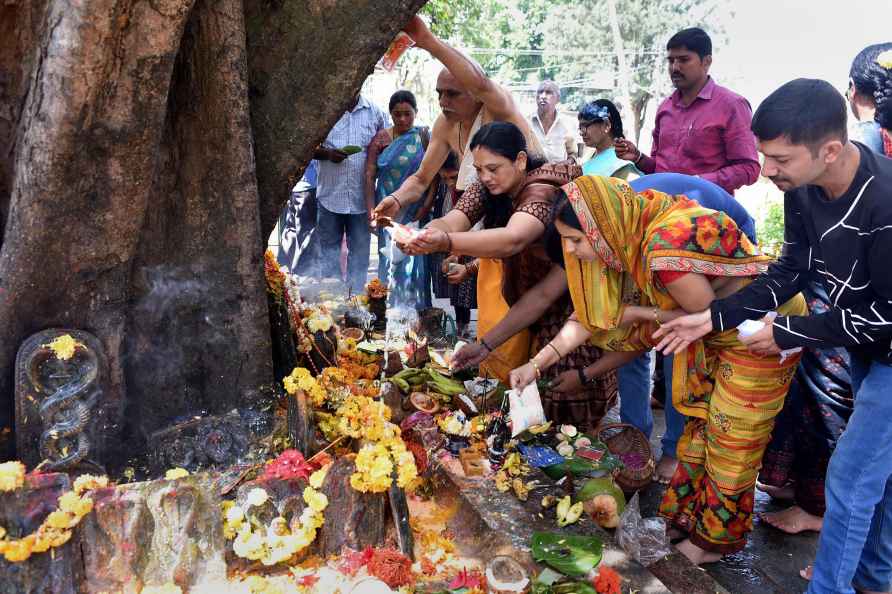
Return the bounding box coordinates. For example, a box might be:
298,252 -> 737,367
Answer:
616,493 -> 671,566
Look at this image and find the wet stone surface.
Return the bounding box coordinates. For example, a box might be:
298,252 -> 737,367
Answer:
437,453 -> 674,594
79,472 -> 227,593
146,408 -> 275,475
0,473 -> 84,594
638,405 -> 819,593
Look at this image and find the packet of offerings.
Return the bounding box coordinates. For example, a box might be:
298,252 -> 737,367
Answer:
381,32 -> 415,71
736,313 -> 802,363
507,382 -> 546,437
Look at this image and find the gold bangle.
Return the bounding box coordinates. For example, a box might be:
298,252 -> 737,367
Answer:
653,307 -> 662,327
530,359 -> 542,380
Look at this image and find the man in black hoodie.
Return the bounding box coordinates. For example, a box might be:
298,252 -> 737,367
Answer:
655,79 -> 892,594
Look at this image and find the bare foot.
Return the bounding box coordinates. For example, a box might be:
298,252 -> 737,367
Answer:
654,455 -> 678,485
757,481 -> 795,500
759,506 -> 823,534
675,539 -> 723,565
800,564 -> 812,580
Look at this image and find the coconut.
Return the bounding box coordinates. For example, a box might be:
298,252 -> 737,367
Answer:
576,477 -> 626,529
583,494 -> 621,528
409,392 -> 439,414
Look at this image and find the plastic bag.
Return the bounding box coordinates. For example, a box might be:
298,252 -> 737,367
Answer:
616,493 -> 671,566
507,382 -> 546,437
737,312 -> 802,363
381,221 -> 419,264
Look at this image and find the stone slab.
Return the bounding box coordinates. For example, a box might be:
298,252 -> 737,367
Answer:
437,455 -> 675,594
79,472 -> 226,593
0,473 -> 84,594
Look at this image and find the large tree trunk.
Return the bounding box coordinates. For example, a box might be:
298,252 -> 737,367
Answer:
0,0 -> 426,464
244,0 -> 429,235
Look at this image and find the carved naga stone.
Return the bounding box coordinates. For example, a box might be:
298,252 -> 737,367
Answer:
15,329 -> 106,472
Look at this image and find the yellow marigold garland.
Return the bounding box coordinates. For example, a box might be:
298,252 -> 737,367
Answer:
283,367 -> 327,407
0,470 -> 108,562
350,437 -> 418,493
336,394 -> 396,442
264,250 -> 286,301
223,467 -> 329,566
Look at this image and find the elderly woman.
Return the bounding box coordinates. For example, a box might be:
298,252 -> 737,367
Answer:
578,99 -> 641,179
401,122 -> 617,431
365,90 -> 431,308
510,175 -> 805,564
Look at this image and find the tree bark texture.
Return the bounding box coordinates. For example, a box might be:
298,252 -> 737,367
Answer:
244,0 -> 429,234
0,0 -> 427,464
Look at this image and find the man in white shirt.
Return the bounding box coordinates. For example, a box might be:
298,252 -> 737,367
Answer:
313,94 -> 389,292
529,81 -> 578,163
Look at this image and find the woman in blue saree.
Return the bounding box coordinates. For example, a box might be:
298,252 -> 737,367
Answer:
365,90 -> 431,309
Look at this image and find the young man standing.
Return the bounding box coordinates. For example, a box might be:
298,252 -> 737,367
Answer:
615,27 -> 759,194
655,79 -> 892,592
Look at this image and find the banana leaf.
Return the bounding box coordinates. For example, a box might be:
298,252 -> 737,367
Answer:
552,583 -> 597,594
531,532 -> 602,578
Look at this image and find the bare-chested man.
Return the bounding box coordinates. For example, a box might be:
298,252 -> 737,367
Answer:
371,16 -> 541,222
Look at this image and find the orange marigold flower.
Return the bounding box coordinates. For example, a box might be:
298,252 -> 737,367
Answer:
593,566 -> 622,594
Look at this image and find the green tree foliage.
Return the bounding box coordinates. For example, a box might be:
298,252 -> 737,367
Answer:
759,201 -> 785,256
423,0 -> 727,143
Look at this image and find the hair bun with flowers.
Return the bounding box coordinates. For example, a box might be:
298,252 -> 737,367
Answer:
877,50 -> 892,70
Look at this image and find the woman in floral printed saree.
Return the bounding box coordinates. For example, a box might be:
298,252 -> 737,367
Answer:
510,175 -> 806,564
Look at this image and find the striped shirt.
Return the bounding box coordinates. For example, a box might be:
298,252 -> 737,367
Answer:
316,96 -> 389,214
711,143 -> 892,364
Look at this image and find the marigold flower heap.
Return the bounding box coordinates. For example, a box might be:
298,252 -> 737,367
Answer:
366,278 -> 388,299
0,461 -> 25,492
283,367 -> 327,407
335,394 -> 418,493
44,334 -> 82,361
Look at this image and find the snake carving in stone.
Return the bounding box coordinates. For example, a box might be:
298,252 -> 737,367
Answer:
28,340 -> 100,471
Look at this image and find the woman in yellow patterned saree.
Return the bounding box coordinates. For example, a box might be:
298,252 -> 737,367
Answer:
509,175 -> 806,564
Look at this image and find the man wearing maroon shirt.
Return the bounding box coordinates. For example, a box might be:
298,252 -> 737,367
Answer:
615,27 -> 760,194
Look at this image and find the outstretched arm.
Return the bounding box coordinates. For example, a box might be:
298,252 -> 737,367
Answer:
452,265 -> 568,371
372,116 -> 451,221
403,211 -> 544,257
404,16 -> 516,120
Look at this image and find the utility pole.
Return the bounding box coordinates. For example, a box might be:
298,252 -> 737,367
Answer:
607,0 -> 637,142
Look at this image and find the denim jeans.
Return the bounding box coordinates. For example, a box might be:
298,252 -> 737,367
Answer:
661,354 -> 686,460
316,205 -> 371,294
808,357 -> 892,594
618,351 -> 655,438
